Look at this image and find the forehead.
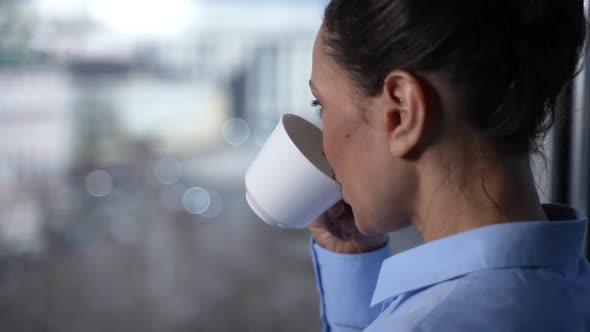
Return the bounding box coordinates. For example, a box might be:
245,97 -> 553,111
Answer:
311,29 -> 344,87
311,30 -> 326,78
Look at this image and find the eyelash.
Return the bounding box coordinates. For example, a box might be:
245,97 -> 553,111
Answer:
311,99 -> 323,119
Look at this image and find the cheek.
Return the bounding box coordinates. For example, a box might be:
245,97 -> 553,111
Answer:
328,138 -> 372,212
322,116 -> 355,178
321,119 -> 341,165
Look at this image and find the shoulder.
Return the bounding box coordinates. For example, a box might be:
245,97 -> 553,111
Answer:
365,278 -> 459,332
368,264 -> 590,332
415,266 -> 590,331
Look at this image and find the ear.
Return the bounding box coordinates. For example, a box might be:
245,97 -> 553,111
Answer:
381,70 -> 427,158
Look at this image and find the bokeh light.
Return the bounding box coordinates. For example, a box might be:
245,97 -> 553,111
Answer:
182,187 -> 211,215
85,170 -> 113,197
153,157 -> 182,185
222,118 -> 250,146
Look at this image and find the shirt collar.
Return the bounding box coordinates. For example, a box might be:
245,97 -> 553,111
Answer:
370,203 -> 588,307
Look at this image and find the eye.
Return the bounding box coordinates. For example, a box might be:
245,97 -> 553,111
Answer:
311,99 -> 323,119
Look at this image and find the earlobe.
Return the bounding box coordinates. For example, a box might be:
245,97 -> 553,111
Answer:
383,71 -> 427,158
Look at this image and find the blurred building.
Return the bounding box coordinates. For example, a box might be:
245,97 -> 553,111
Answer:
0,69 -> 73,253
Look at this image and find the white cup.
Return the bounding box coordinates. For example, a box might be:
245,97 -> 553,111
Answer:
245,113 -> 342,229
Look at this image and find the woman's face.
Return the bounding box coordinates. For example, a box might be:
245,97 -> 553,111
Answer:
310,27 -> 417,235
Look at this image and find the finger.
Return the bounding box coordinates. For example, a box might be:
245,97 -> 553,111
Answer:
340,216 -> 357,233
323,213 -> 346,240
341,203 -> 357,232
326,207 -> 356,240
327,201 -> 345,219
337,212 -> 357,236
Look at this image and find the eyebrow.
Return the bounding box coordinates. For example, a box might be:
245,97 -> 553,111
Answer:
309,80 -> 317,91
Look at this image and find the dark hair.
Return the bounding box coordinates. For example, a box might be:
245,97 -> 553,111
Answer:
323,0 -> 588,155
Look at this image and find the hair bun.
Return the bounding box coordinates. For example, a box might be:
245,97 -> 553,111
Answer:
488,0 -> 588,151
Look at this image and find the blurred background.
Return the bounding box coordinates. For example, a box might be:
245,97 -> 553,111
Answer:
0,0 -> 588,331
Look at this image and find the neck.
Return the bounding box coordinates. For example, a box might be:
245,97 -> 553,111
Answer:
412,148 -> 548,243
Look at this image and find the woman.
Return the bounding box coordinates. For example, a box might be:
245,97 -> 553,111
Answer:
307,0 -> 590,331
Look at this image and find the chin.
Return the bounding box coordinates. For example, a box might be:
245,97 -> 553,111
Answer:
354,209 -> 411,236
350,201 -> 389,236
353,213 -> 382,236
357,224 -> 384,237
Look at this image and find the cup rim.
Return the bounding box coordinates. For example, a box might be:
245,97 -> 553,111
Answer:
280,113 -> 340,188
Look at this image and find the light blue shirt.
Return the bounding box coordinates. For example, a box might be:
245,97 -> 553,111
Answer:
310,204 -> 590,331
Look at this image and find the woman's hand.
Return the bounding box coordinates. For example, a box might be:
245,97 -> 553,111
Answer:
308,199 -> 388,254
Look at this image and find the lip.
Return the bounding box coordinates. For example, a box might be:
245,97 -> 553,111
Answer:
333,173 -> 341,185
340,187 -> 348,204
333,174 -> 347,202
